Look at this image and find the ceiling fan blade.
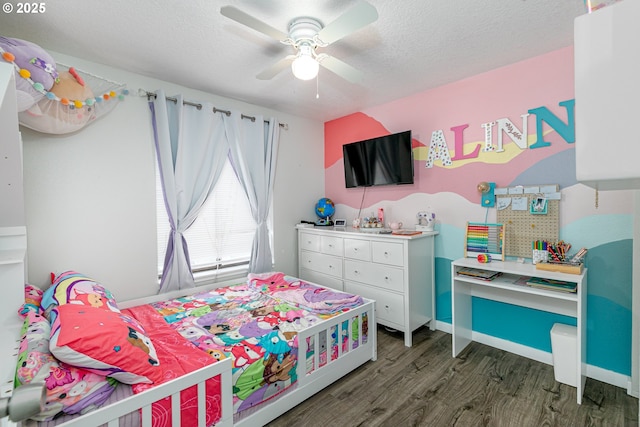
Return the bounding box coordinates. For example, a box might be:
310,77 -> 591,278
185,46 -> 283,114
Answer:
319,55 -> 364,84
220,6 -> 288,41
256,55 -> 296,80
316,1 -> 378,45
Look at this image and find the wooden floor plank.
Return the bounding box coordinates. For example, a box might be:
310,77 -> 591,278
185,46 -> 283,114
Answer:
265,326 -> 638,427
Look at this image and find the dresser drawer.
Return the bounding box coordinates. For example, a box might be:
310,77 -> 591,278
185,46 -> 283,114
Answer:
299,268 -> 344,291
372,241 -> 404,267
345,281 -> 405,328
344,238 -> 370,261
300,232 -> 321,252
300,251 -> 343,278
344,259 -> 404,292
320,235 -> 343,256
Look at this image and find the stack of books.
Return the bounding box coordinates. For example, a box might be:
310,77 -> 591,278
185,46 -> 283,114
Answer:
526,276 -> 577,293
456,267 -> 502,281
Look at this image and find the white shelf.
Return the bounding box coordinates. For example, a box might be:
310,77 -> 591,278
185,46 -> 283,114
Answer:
453,257 -> 584,283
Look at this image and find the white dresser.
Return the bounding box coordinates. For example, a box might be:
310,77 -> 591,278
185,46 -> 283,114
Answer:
297,226 -> 437,347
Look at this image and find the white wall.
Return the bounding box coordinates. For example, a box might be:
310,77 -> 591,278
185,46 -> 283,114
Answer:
21,52 -> 324,300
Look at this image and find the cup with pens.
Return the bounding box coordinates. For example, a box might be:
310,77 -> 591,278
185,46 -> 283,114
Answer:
532,240 -> 588,265
532,240 -> 549,264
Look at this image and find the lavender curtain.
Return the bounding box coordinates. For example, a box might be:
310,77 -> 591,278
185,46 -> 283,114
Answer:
150,91 -> 230,292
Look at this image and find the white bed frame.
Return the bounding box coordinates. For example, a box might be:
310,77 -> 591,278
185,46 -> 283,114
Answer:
3,279 -> 376,427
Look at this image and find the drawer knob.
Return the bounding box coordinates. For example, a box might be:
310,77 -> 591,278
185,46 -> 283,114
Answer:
384,276 -> 389,281
329,244 -> 334,248
384,251 -> 389,256
354,248 -> 359,252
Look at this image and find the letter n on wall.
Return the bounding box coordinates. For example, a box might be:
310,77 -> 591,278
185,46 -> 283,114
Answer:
528,99 -> 575,149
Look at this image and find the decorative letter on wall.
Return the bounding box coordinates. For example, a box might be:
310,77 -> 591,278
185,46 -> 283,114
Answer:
528,99 -> 575,149
496,113 -> 529,151
481,122 -> 496,152
450,124 -> 481,161
425,130 -> 453,168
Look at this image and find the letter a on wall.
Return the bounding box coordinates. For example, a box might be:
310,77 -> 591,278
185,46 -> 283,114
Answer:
425,130 -> 453,168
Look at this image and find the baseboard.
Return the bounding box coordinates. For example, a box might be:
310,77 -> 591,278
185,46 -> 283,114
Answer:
432,322 -> 631,392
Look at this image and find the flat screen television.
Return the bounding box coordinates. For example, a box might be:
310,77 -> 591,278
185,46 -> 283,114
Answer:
343,130 -> 414,188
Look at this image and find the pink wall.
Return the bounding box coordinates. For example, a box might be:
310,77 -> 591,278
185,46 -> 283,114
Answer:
325,47 -> 576,211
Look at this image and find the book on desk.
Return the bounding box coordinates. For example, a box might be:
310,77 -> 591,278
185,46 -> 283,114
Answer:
456,267 -> 503,281
525,276 -> 577,293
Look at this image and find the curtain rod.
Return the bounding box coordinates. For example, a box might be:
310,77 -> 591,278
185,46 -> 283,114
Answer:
140,89 -> 288,130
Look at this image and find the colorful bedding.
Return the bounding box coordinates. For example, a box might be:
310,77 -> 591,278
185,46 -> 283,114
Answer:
142,273 -> 366,415
122,305 -> 222,427
18,272 -> 365,424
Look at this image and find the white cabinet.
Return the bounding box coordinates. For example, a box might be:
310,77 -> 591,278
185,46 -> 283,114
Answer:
574,0 -> 640,190
451,258 -> 586,404
298,227 -> 437,347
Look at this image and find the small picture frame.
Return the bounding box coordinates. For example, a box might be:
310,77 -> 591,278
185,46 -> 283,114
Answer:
334,219 -> 346,227
530,196 -> 548,215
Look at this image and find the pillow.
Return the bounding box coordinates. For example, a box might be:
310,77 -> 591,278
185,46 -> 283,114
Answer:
15,311 -> 118,421
18,284 -> 44,317
43,271 -> 162,384
41,270 -> 119,315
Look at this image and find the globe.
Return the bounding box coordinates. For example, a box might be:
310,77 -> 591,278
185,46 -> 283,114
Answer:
315,197 -> 335,220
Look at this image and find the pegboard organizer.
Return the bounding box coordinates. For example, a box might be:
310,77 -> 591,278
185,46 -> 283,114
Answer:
495,184 -> 560,258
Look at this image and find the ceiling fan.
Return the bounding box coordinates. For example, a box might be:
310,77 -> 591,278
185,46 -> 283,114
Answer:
220,1 -> 378,83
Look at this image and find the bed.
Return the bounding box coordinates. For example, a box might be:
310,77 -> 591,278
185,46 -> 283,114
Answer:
6,270 -> 377,427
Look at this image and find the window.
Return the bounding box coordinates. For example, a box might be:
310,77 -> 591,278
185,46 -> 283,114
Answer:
156,158 -> 257,281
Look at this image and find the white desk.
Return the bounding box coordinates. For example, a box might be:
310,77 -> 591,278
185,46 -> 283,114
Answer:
451,258 -> 587,404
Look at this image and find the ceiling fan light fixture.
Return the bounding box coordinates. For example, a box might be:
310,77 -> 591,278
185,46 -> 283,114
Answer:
291,45 -> 319,80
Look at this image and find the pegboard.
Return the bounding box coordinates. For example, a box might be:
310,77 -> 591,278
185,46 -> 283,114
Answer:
495,184 -> 560,258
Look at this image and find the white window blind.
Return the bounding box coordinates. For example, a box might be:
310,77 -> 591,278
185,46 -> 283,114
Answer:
156,159 -> 257,275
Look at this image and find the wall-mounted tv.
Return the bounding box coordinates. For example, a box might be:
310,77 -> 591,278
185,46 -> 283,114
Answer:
343,130 -> 414,188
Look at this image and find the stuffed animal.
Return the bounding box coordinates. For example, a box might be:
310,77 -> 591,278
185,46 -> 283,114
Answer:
0,36 -> 58,111
20,70 -> 97,134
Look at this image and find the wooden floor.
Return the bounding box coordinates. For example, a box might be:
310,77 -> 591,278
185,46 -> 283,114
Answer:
266,326 -> 638,427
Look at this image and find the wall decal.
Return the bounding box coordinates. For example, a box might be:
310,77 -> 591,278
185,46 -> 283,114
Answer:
425,99 -> 575,168
425,130 -> 453,167
528,100 -> 575,149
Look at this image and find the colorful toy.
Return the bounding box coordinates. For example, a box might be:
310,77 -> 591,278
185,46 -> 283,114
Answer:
477,253 -> 492,263
19,70 -> 97,134
0,36 -> 57,111
1,35 -> 128,134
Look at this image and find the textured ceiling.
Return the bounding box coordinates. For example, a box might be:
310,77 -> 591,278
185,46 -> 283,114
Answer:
0,0 -> 586,122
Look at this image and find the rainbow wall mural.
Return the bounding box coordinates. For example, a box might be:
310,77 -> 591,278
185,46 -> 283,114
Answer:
324,47 -> 633,377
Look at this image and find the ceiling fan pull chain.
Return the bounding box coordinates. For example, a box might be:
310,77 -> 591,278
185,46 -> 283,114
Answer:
316,74 -> 320,99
